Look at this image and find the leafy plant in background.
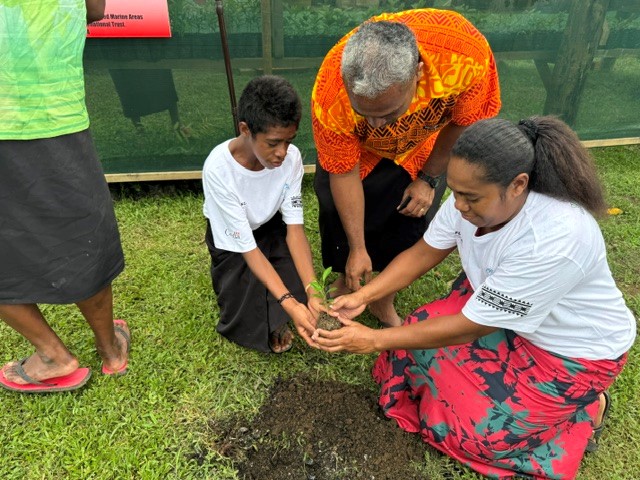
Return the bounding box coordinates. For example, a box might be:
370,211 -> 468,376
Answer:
168,0 -> 261,34
167,0 -> 639,45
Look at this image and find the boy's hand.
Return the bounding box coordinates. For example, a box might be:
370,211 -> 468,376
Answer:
306,296 -> 323,321
283,301 -> 318,348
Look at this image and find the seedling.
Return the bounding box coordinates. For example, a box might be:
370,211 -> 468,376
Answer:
308,267 -> 342,331
308,266 -> 337,308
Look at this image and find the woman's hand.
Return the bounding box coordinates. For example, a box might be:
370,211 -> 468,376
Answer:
312,317 -> 377,354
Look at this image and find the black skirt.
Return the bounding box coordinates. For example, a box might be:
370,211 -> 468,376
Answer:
313,158 -> 447,272
205,213 -> 305,353
109,69 -> 179,119
0,130 -> 125,304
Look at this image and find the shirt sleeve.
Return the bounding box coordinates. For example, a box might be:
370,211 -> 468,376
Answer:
310,49 -> 362,175
463,251 -> 586,333
280,149 -> 304,225
203,167 -> 257,253
423,195 -> 459,250
311,101 -> 361,174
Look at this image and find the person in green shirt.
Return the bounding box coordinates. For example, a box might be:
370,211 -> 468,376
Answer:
0,0 -> 130,393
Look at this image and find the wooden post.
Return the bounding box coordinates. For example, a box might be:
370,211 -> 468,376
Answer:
542,0 -> 610,125
260,0 -> 273,74
272,0 -> 284,59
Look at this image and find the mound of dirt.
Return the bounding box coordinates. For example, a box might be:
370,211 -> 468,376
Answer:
210,374 -> 429,480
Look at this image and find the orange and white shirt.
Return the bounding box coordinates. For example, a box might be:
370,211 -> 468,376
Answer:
311,9 -> 502,179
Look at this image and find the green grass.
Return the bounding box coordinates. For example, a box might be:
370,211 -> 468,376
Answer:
0,146 -> 638,479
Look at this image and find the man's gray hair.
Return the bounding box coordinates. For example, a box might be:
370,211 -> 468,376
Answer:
341,20 -> 419,98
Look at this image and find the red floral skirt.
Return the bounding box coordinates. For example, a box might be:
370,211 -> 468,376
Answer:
373,275 -> 627,479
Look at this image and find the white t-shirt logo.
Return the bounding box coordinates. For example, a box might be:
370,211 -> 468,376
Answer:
224,228 -> 241,239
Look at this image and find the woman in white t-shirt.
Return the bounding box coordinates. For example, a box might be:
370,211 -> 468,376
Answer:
312,116 -> 636,479
202,76 -> 321,353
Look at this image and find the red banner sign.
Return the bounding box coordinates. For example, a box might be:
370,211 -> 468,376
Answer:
87,0 -> 171,38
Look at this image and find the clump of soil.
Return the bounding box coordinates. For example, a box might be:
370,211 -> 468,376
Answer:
209,374 -> 428,480
316,311 -> 342,331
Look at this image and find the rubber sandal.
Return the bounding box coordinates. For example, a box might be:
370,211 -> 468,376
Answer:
269,324 -> 293,354
586,390 -> 611,453
0,358 -> 91,393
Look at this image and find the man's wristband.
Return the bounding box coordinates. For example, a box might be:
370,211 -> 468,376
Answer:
417,170 -> 442,189
277,292 -> 294,304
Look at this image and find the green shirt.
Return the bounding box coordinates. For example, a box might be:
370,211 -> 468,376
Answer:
0,0 -> 89,139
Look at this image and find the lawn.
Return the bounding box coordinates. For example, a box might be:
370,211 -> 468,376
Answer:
0,146 -> 638,479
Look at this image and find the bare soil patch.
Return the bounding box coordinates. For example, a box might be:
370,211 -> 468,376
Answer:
210,373 -> 429,480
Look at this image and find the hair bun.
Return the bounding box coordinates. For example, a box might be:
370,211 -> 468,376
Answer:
518,118 -> 539,144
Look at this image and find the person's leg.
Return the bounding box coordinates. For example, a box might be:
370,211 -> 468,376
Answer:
206,221 -> 275,353
313,162 -> 374,313
169,103 -> 191,140
76,284 -> 128,374
168,104 -> 180,125
0,304 -> 79,383
362,161 -> 431,327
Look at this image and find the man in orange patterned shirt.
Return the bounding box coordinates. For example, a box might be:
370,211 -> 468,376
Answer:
312,9 -> 501,326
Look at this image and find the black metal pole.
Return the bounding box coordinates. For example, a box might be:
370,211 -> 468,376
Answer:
215,0 -> 239,136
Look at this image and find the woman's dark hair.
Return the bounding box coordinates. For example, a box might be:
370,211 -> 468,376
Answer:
451,116 -> 606,216
237,75 -> 302,135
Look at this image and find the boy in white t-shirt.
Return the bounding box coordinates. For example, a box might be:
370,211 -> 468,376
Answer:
202,76 -> 320,353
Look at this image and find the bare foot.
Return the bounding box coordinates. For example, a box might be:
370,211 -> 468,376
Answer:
368,298 -> 402,327
2,353 -> 79,385
586,391 -> 611,452
100,320 -> 130,374
593,392 -> 609,429
329,275 -> 352,298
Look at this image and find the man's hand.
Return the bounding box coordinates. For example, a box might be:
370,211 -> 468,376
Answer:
329,291 -> 368,320
344,247 -> 372,291
397,179 -> 435,217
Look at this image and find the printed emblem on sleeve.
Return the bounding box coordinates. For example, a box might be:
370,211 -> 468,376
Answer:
291,195 -> 302,208
476,286 -> 531,316
225,228 -> 241,239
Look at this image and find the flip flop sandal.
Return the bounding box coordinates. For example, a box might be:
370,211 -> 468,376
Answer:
586,390 -> 611,453
0,358 -> 91,393
269,324 -> 293,354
